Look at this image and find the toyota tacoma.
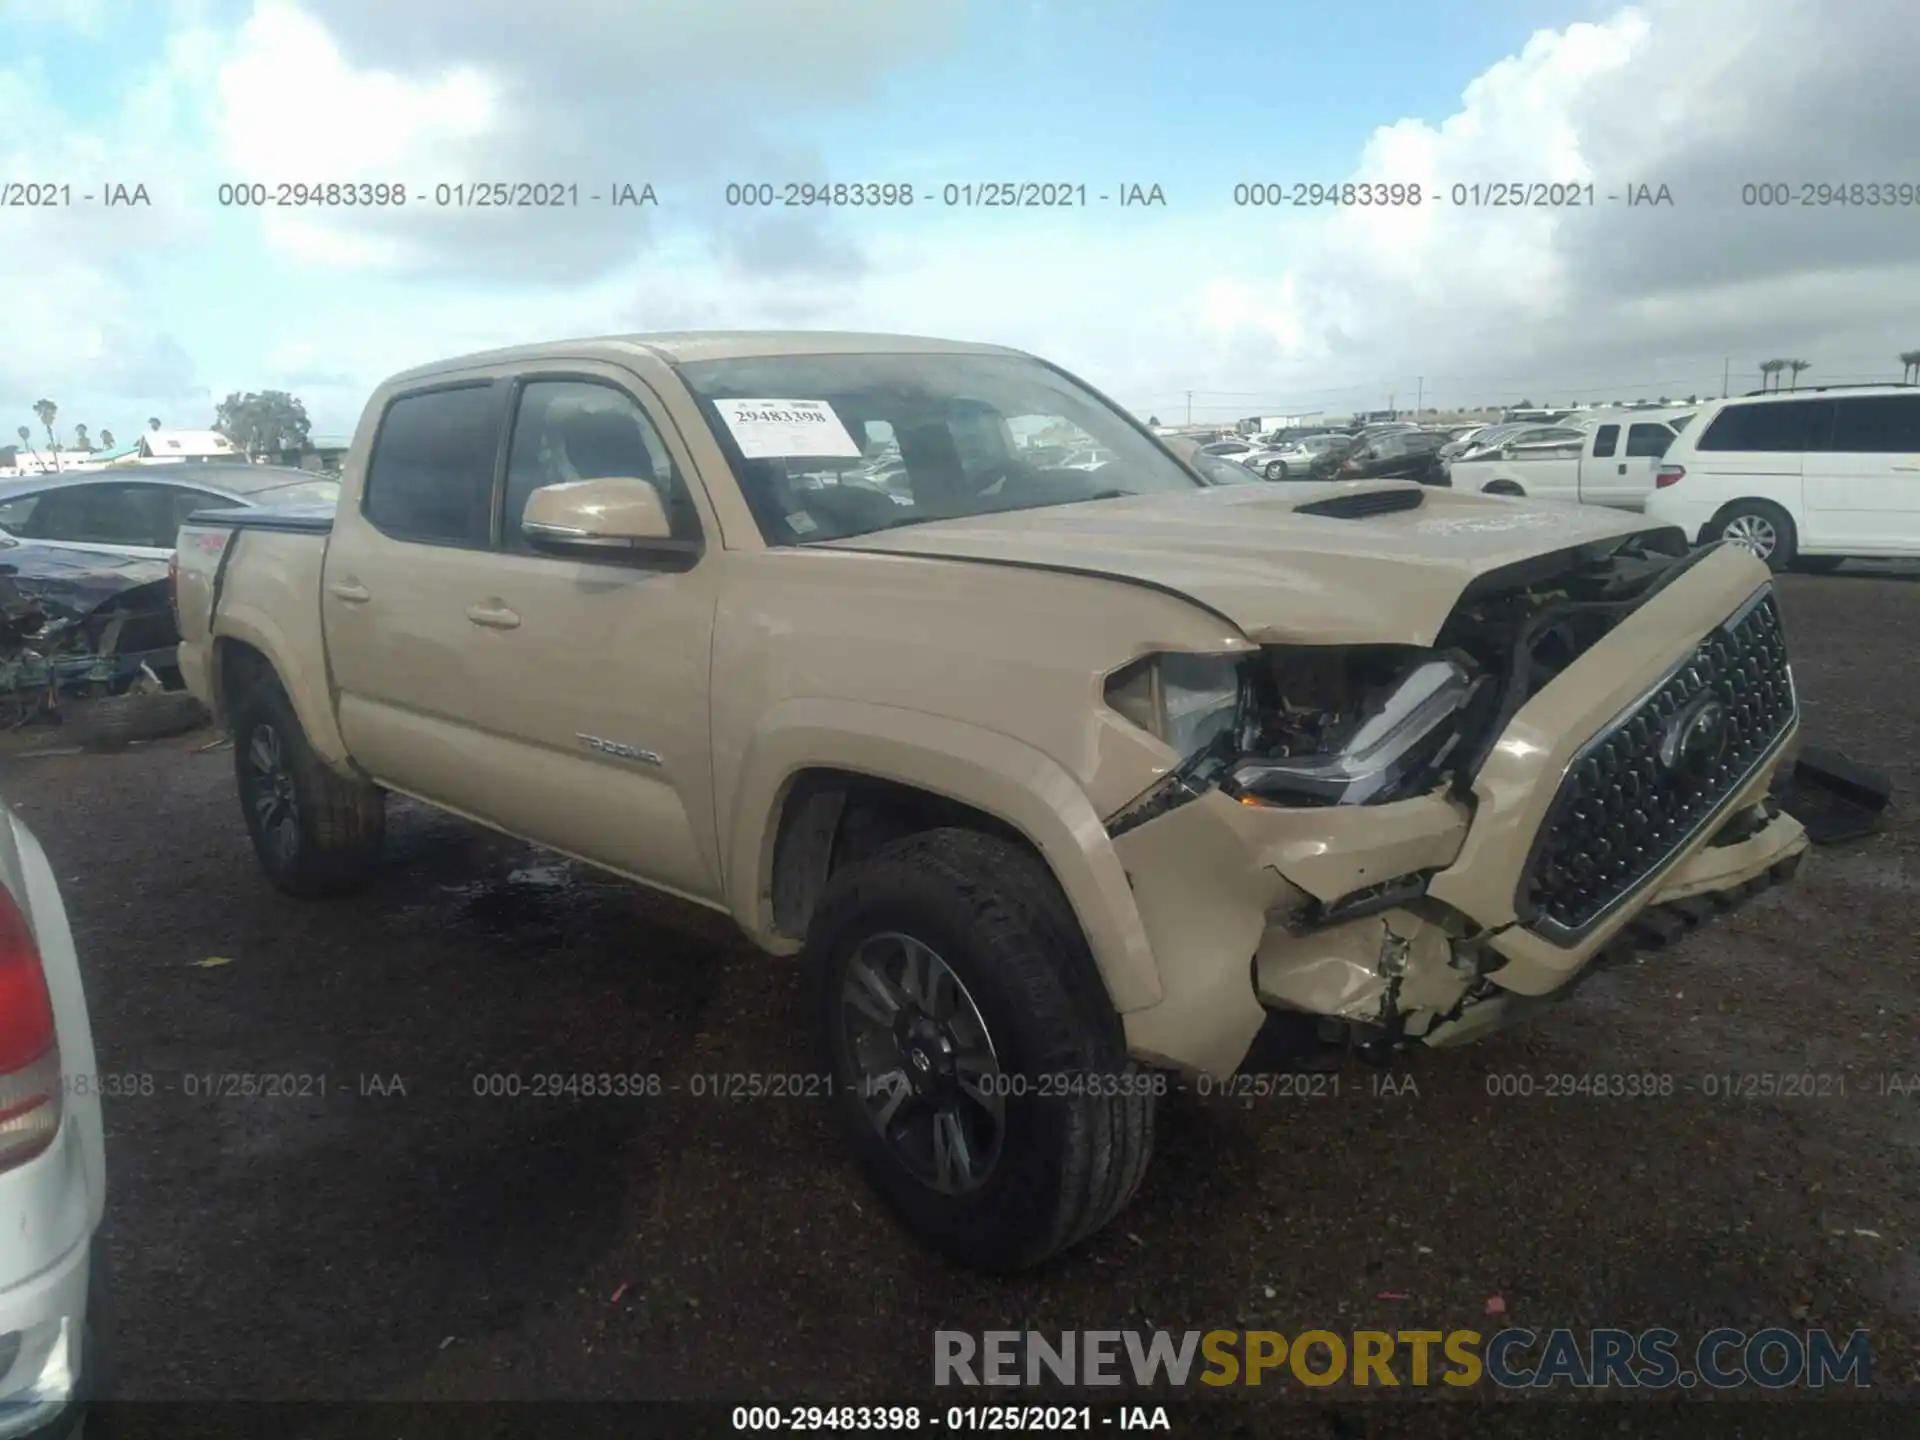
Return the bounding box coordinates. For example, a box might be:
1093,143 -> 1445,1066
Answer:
170,332 -> 1809,1271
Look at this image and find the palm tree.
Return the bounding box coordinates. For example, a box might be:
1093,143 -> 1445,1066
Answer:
147,416 -> 161,431
1899,350 -> 1920,384
72,423 -> 90,452
31,399 -> 57,448
1786,359 -> 1810,389
99,428 -> 115,449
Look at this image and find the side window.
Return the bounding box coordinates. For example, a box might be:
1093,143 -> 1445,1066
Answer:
1625,423 -> 1673,458
501,379 -> 699,554
15,484 -> 171,545
13,489 -> 81,539
1696,399 -> 1828,453
363,384 -> 500,546
168,488 -> 241,533
1829,395 -> 1920,454
0,495 -> 41,532
1591,425 -> 1619,458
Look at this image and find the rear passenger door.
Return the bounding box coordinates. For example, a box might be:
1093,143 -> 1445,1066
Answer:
322,379 -> 510,813
1802,394 -> 1920,554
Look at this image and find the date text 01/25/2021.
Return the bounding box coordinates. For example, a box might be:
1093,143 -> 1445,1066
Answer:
721,182 -> 1166,208
729,1405 -> 1170,1432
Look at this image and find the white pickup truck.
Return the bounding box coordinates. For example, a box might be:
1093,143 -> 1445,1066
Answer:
167,331 -> 1807,1271
1451,417 -> 1681,510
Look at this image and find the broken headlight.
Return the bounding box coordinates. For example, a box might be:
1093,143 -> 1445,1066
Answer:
1229,647 -> 1479,807
1103,646 -> 1482,838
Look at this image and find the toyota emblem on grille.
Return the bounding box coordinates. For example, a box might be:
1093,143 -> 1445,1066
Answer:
1659,694 -> 1730,782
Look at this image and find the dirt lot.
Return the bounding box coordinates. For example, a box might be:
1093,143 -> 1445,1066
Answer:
1,569 -> 1915,1415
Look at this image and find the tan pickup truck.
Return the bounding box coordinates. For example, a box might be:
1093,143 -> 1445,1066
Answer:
172,332 -> 1809,1271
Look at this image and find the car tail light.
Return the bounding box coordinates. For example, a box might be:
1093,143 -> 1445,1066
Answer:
1656,464 -> 1685,488
0,885 -> 60,1171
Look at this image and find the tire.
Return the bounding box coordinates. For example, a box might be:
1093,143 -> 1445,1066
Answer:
1712,500 -> 1797,572
1796,555 -> 1845,574
230,671 -> 384,897
63,691 -> 209,750
1264,460 -> 1288,480
805,827 -> 1155,1272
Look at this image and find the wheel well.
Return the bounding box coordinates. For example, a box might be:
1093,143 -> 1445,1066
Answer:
768,768 -> 1032,941
1482,479 -> 1525,496
214,638 -> 276,725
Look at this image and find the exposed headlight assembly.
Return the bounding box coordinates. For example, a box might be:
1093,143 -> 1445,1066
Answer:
1103,647 -> 1482,837
1228,653 -> 1475,806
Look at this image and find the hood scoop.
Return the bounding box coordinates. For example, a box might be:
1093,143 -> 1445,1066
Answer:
1292,487 -> 1426,520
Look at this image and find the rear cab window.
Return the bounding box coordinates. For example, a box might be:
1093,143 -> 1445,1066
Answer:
1625,423 -> 1674,457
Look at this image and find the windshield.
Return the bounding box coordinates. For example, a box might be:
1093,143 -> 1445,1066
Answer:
675,352 -> 1200,545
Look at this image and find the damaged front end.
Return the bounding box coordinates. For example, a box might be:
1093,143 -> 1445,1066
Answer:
0,541 -> 182,729
1104,530 -> 1814,1077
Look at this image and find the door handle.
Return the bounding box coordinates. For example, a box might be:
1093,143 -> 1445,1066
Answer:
1618,463 -> 1627,474
1895,465 -> 1919,472
466,603 -> 521,630
329,581 -> 371,603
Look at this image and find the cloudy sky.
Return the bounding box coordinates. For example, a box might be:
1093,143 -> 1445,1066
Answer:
3,0 -> 1917,440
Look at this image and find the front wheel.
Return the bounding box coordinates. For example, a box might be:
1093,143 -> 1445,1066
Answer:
805,828 -> 1155,1272
1713,501 -> 1797,572
1264,460 -> 1288,480
230,673 -> 384,897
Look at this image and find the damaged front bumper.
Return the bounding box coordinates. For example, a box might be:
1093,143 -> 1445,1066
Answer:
1112,546 -> 1813,1078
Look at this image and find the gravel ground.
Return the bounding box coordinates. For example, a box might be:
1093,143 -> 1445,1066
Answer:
0,568 -> 1914,1418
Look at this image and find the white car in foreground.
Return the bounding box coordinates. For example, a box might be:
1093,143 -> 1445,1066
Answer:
1643,385 -> 1920,570
0,801 -> 108,1435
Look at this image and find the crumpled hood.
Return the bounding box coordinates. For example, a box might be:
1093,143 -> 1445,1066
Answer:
820,482 -> 1667,646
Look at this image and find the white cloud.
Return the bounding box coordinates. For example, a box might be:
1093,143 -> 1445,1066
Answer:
7,0 -> 1920,438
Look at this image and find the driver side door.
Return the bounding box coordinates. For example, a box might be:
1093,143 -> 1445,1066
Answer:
453,368 -> 727,901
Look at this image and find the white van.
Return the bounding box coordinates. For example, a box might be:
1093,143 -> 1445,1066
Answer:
1448,418 -> 1677,510
1643,385 -> 1920,570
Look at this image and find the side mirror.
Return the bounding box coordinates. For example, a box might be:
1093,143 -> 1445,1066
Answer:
520,478 -> 689,558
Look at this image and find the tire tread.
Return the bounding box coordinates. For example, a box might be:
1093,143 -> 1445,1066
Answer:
807,827 -> 1154,1270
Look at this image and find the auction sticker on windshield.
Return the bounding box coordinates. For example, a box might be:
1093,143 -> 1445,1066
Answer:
713,398 -> 863,459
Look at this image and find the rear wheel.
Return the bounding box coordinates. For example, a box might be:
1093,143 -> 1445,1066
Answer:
805,828 -> 1155,1272
1263,460 -> 1288,480
1712,500 -> 1797,572
230,672 -> 384,897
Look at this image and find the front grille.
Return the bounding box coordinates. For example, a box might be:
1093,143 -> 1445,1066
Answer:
1521,586 -> 1795,941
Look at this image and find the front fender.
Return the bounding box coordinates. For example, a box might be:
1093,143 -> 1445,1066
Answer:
724,699 -> 1163,1015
